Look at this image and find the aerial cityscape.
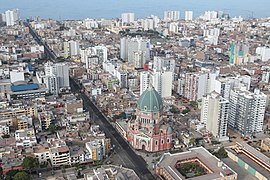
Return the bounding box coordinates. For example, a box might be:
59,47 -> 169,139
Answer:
0,1 -> 270,180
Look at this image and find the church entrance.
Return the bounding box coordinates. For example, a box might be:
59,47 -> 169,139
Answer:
142,144 -> 146,151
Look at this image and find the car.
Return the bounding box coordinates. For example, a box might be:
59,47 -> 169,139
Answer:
106,161 -> 112,164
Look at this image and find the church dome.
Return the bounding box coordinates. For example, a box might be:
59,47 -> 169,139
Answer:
137,86 -> 163,112
167,126 -> 173,134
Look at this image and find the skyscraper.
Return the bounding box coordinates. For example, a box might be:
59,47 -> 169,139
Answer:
63,40 -> 79,58
121,13 -> 135,24
45,62 -> 70,91
184,72 -> 208,101
5,9 -> 19,26
140,70 -> 173,98
153,56 -> 175,73
201,92 -> 229,141
120,36 -> 150,67
94,46 -> 108,64
229,88 -> 266,136
229,42 -> 249,65
164,11 -> 180,21
185,11 -> 193,21
140,71 -> 150,95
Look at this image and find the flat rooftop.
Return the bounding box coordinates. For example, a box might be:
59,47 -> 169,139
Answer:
237,142 -> 270,166
157,147 -> 236,180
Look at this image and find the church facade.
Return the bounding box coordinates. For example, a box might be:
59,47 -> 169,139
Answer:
127,86 -> 173,152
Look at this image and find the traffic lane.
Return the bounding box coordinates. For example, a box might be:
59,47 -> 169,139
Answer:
70,79 -> 153,179
81,93 -> 150,174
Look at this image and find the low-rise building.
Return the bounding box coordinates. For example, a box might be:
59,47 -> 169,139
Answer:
84,165 -> 140,180
86,138 -> 111,161
226,142 -> 270,180
261,138 -> 270,152
156,147 -> 237,180
15,128 -> 37,148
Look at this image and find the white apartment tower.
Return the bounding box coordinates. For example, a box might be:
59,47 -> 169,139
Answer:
63,40 -> 79,58
120,36 -> 150,67
153,56 -> 175,73
184,72 -> 208,101
185,11 -> 193,21
152,71 -> 173,98
140,71 -> 150,95
121,13 -> 135,24
94,46 -> 108,64
229,88 -> 266,136
45,62 -> 70,92
164,11 -> 180,21
140,71 -> 173,98
201,92 -> 230,141
5,9 -> 19,26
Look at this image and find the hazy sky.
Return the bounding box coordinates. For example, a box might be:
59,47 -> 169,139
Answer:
0,0 -> 269,20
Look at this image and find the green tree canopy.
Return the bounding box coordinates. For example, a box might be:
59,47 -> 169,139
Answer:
189,138 -> 196,146
22,156 -> 39,171
48,124 -> 56,133
213,147 -> 228,159
13,171 -> 30,180
6,169 -> 19,179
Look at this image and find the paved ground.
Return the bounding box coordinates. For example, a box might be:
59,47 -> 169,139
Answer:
222,158 -> 258,180
70,78 -> 155,180
28,22 -> 155,180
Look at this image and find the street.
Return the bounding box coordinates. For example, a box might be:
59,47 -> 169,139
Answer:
70,78 -> 155,180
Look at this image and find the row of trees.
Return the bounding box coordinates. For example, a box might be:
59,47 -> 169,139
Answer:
5,156 -> 39,180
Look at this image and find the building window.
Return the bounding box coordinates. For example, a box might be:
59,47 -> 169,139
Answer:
161,140 -> 164,144
156,140 -> 158,145
167,138 -> 170,143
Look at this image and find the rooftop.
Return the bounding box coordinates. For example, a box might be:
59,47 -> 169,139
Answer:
11,83 -> 39,92
157,147 -> 237,180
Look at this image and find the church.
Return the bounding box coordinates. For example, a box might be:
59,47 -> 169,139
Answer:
127,86 -> 173,152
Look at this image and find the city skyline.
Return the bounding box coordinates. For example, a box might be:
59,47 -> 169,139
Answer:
0,1 -> 270,180
1,0 -> 270,20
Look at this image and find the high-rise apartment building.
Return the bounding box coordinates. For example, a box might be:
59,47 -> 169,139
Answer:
229,42 -> 250,65
94,46 -> 108,64
164,11 -> 180,21
140,71 -> 150,95
184,72 -> 208,101
201,11 -> 218,21
120,36 -> 150,67
121,13 -> 135,24
229,88 -> 266,136
153,56 -> 175,73
185,11 -> 193,21
63,40 -> 79,58
44,62 -> 69,94
5,9 -> 19,26
201,92 -> 229,141
256,46 -> 270,62
140,70 -> 173,98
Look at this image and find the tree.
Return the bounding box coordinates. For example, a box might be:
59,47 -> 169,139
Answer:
22,157 -> 39,172
48,124 -> 56,134
213,147 -> 228,159
121,112 -> 126,119
182,108 -> 190,114
2,134 -> 10,138
170,106 -> 180,114
6,169 -> 19,180
189,138 -> 196,147
13,172 -> 30,180
189,101 -> 198,108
